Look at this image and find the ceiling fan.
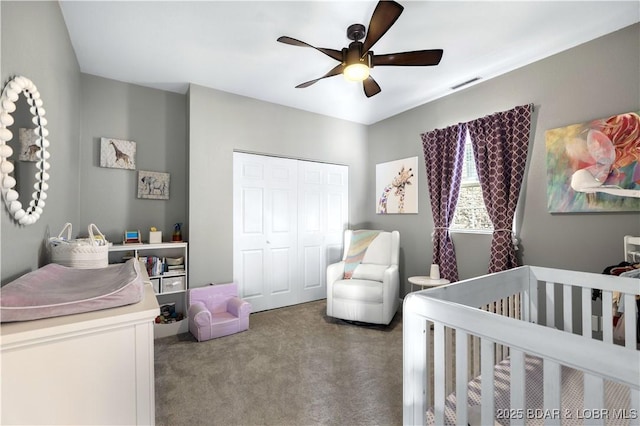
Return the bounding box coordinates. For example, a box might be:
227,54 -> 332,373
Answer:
277,0 -> 443,98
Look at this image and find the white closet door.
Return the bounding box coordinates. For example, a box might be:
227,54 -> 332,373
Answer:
298,161 -> 348,303
233,152 -> 299,312
234,153 -> 348,312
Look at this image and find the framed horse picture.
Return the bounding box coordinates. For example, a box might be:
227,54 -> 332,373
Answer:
137,170 -> 170,200
100,137 -> 136,170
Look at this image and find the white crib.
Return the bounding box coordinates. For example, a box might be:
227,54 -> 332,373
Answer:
403,265 -> 640,426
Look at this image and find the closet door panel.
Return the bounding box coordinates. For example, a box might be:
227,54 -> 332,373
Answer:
234,153 -> 347,312
234,153 -> 269,306
303,192 -> 322,232
234,153 -> 298,312
298,161 -> 349,303
298,161 -> 327,302
270,247 -> 293,294
264,157 -> 299,308
241,188 -> 264,234
239,249 -> 265,298
271,189 -> 291,232
302,245 -> 322,290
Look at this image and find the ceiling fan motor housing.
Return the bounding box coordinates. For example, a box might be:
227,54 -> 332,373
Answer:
343,43 -> 372,68
346,23 -> 366,41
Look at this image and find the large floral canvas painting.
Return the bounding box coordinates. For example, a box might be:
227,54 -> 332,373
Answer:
545,112 -> 639,213
376,156 -> 418,214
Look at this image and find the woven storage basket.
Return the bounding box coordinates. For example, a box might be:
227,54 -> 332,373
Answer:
50,223 -> 109,269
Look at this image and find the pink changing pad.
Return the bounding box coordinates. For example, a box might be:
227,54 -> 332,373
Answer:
1,259 -> 145,322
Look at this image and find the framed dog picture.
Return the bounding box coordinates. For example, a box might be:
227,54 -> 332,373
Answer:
137,170 -> 170,200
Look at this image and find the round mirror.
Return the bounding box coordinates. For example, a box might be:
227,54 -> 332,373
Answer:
0,75 -> 50,226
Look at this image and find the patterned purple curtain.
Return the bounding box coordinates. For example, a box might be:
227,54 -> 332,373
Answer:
467,104 -> 532,273
420,123 -> 466,282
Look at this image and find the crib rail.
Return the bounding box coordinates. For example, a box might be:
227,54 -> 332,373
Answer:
403,266 -> 640,426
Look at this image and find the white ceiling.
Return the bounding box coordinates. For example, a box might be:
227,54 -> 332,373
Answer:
59,1 -> 639,125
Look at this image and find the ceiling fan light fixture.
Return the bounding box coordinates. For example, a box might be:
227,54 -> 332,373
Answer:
278,0 -> 443,96
343,62 -> 370,82
343,44 -> 371,82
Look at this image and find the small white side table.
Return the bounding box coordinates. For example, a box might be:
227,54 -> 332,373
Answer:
408,276 -> 450,292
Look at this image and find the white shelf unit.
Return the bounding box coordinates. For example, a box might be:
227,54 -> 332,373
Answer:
109,242 -> 189,338
108,242 -> 188,296
624,235 -> 640,263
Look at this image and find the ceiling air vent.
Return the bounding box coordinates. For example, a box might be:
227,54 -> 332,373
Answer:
451,77 -> 481,90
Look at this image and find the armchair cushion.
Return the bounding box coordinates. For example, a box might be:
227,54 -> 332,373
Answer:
351,264 -> 389,282
332,279 -> 383,303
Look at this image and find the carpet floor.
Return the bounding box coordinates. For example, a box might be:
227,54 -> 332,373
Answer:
154,300 -> 403,426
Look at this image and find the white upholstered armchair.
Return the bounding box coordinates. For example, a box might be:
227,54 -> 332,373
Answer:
326,230 -> 400,325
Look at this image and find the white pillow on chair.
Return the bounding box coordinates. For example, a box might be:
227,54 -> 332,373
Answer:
351,264 -> 388,282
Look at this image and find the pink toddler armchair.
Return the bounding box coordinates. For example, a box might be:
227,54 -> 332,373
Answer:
187,283 -> 251,342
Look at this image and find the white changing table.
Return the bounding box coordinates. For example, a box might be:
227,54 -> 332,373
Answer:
1,272 -> 159,425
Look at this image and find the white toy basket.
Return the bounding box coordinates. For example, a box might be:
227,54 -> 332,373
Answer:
50,223 -> 109,269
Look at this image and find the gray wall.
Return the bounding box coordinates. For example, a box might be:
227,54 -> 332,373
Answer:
188,85 -> 369,287
366,23 -> 640,294
78,74 -> 187,242
1,1 -> 82,284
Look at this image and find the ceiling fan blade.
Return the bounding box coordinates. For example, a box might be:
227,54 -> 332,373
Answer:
295,64 -> 345,88
277,36 -> 343,62
373,49 -> 443,66
363,76 -> 381,98
361,0 -> 404,56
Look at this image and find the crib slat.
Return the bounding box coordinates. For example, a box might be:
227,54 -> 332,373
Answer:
456,330 -> 469,426
582,287 -> 592,338
563,284 -> 573,333
445,327 -> 454,396
624,293 -> 637,349
526,278 -> 539,324
433,323 -> 446,426
481,339 -> 495,426
546,281 -> 555,328
472,335 -> 480,378
502,297 -> 509,359
510,349 -> 526,426
602,291 -> 613,344
543,359 -> 561,426
583,373 -> 605,426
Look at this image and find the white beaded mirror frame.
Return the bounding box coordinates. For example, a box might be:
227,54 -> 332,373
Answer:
0,75 -> 50,225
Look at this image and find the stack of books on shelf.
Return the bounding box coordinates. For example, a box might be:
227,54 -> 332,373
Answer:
164,256 -> 185,276
139,256 -> 164,277
165,263 -> 185,275
139,256 -> 184,277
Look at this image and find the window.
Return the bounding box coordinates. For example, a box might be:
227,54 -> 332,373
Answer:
451,131 -> 493,232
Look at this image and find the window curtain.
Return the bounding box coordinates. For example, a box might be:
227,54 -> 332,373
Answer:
420,123 -> 467,282
467,104 -> 532,273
